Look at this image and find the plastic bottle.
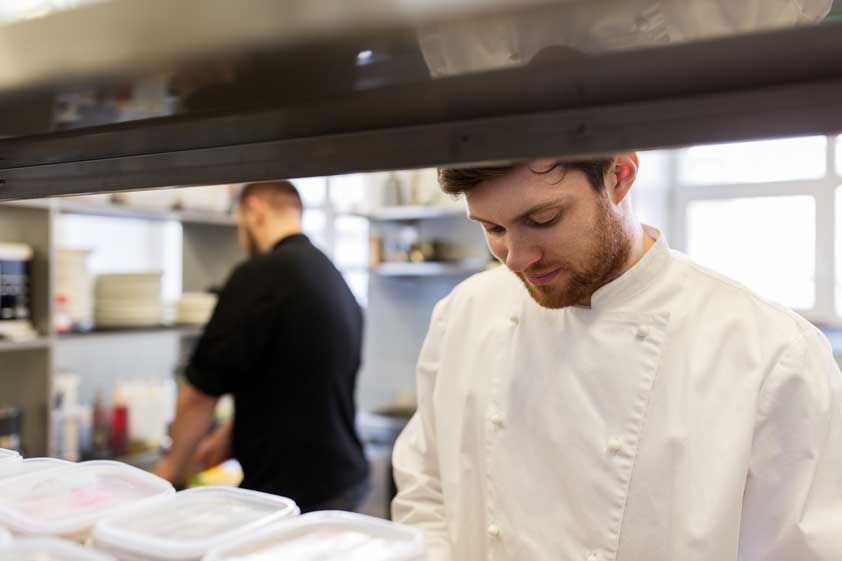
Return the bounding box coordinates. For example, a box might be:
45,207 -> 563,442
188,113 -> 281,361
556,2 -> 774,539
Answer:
109,388 -> 129,457
54,294 -> 73,333
92,389 -> 110,458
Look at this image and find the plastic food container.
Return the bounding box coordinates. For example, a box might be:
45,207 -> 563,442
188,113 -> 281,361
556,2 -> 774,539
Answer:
202,511 -> 426,561
0,449 -> 21,468
0,537 -> 118,561
92,487 -> 299,561
0,526 -> 11,547
0,461 -> 174,543
0,457 -> 72,480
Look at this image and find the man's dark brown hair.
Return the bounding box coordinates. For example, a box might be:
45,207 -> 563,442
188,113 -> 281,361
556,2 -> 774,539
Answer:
239,180 -> 303,212
439,159 -> 614,196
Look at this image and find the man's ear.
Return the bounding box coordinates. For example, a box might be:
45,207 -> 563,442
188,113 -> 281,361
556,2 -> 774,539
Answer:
608,153 -> 639,205
245,196 -> 268,225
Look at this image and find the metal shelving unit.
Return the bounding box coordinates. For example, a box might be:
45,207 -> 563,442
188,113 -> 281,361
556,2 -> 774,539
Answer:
0,198 -> 239,455
2,2 -> 842,199
372,261 -> 488,277
53,200 -> 237,227
56,325 -> 204,341
346,206 -> 465,222
0,337 -> 51,353
1,0 -> 841,460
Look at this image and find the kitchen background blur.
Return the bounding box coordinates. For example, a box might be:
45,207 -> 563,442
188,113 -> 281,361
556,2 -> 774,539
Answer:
2,133 -> 842,517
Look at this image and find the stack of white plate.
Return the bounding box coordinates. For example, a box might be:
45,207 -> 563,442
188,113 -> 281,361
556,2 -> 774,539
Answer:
94,273 -> 163,328
56,248 -> 94,329
176,292 -> 218,325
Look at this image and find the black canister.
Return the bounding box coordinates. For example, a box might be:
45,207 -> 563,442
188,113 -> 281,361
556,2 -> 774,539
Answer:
0,243 -> 33,322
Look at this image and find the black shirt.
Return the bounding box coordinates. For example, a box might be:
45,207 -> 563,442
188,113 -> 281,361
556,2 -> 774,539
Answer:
186,234 -> 369,510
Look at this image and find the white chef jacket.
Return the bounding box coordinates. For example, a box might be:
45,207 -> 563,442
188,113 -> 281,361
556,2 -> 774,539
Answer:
419,0 -> 831,77
392,228 -> 842,561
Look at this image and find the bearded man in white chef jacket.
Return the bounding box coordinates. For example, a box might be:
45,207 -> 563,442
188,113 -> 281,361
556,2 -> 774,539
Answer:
391,155 -> 842,561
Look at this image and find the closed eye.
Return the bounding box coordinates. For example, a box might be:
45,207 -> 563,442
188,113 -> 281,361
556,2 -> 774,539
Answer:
483,224 -> 505,235
525,210 -> 562,228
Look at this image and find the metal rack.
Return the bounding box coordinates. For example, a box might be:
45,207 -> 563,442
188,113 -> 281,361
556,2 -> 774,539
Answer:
3,0 -> 842,455
1,1 -> 842,199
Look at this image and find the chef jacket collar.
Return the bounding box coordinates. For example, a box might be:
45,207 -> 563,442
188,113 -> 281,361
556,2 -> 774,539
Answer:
585,224 -> 670,311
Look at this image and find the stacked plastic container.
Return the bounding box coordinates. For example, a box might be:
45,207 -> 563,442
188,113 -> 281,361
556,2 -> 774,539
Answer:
202,511 -> 427,561
0,449 -> 21,470
0,537 -> 118,560
0,527 -> 10,547
0,457 -> 72,479
91,487 -> 299,561
0,460 -> 174,543
0,448 -> 426,561
0,449 -> 21,549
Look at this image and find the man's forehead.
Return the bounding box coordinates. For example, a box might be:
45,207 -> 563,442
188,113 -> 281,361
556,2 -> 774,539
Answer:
466,163 -> 576,217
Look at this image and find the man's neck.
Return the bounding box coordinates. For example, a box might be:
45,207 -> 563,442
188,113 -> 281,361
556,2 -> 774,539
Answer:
258,224 -> 303,254
621,224 -> 656,276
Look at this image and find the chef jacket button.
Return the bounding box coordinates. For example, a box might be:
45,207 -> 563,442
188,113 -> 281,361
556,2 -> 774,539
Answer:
509,315 -> 520,326
635,325 -> 650,339
491,413 -> 505,428
487,524 -> 501,537
607,437 -> 623,455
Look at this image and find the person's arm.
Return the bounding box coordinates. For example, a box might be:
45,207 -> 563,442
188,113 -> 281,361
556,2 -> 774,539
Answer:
392,298 -> 453,561
739,326 -> 842,560
154,379 -> 218,485
194,418 -> 233,469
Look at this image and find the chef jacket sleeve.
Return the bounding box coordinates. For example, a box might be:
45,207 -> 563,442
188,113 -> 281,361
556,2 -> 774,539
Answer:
392,296 -> 453,561
739,325 -> 842,560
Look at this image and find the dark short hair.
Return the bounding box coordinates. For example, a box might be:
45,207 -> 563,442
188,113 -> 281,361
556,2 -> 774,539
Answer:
438,159 -> 614,196
239,180 -> 303,212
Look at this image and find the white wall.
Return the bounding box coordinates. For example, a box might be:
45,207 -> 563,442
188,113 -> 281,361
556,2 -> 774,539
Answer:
356,216 -> 488,411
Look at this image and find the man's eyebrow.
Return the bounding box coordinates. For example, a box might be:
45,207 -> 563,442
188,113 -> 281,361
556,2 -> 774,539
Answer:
468,198 -> 570,224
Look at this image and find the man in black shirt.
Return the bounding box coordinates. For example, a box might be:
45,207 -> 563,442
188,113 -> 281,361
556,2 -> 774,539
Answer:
154,180 -> 369,512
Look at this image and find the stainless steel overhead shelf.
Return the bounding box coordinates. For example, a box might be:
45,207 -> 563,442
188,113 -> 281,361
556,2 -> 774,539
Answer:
1,0 -> 842,200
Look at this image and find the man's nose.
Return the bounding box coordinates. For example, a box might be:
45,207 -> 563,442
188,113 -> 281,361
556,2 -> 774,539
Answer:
505,236 -> 542,273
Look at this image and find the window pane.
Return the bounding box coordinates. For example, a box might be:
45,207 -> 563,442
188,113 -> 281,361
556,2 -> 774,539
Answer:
633,150 -> 671,231
342,271 -> 369,307
57,214 -> 183,303
836,135 -> 842,175
834,187 -> 842,315
679,136 -> 826,186
329,174 -> 367,213
302,210 -> 328,252
686,196 -> 815,310
292,177 -> 327,207
334,216 -> 369,269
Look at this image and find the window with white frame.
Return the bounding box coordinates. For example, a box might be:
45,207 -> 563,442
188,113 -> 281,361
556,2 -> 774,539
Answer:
658,134 -> 839,323
292,175 -> 370,306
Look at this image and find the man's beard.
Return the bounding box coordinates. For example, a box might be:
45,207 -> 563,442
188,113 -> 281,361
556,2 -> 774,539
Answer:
245,228 -> 261,257
514,198 -> 631,309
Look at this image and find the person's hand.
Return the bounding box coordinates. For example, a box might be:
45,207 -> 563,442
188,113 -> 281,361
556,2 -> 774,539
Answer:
193,420 -> 233,470
152,455 -> 181,484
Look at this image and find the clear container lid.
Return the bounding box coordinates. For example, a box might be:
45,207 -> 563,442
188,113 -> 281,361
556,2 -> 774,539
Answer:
0,461 -> 174,538
93,487 -> 299,561
0,537 -> 118,561
0,449 -> 21,466
0,458 -> 72,480
0,526 -> 11,547
203,511 -> 426,561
